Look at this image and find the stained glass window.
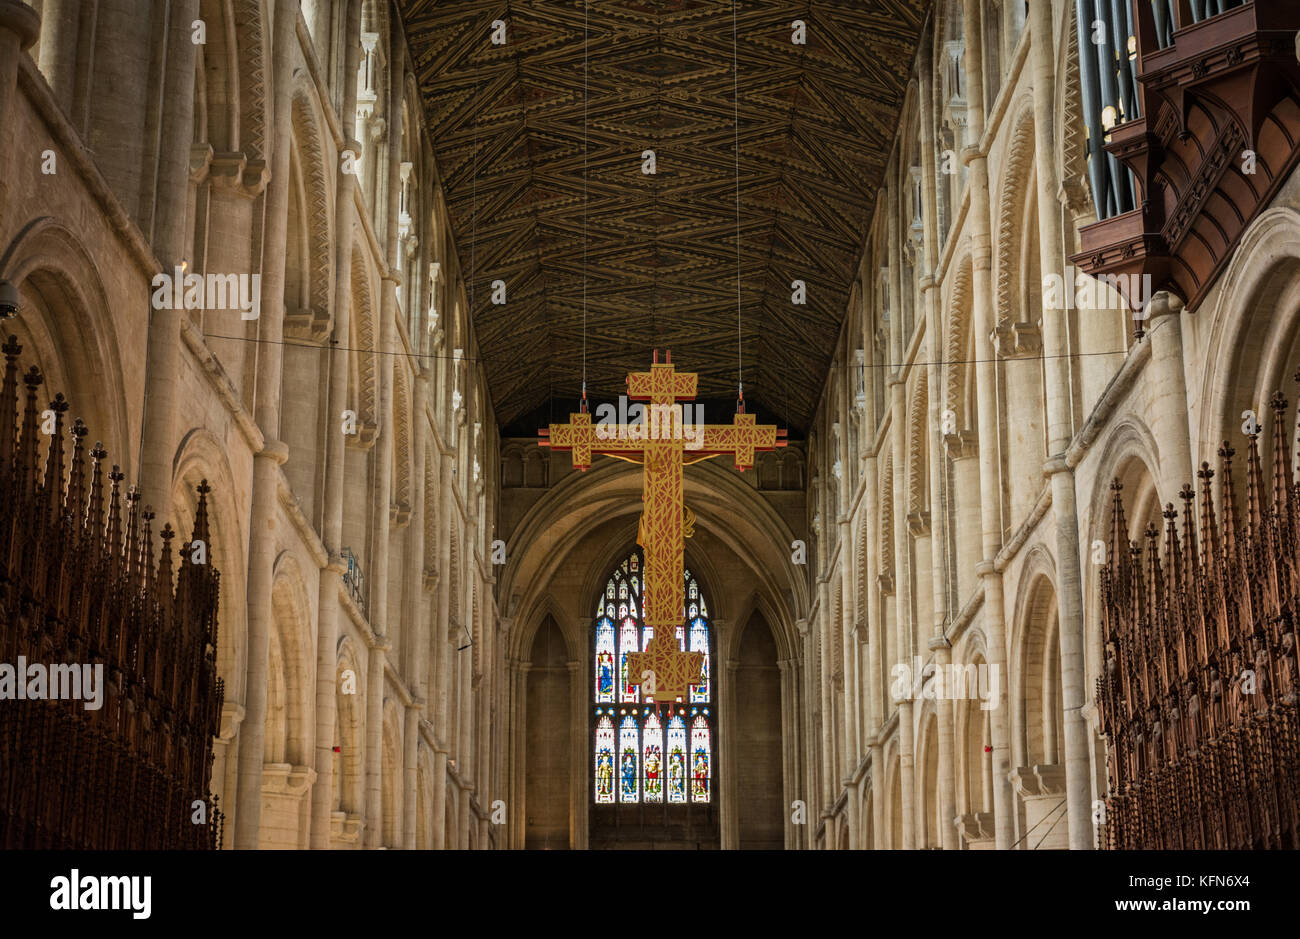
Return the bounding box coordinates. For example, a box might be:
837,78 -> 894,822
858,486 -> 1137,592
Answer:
642,711 -> 663,803
690,712 -> 711,803
667,714 -> 687,803
619,714 -> 639,802
591,549 -> 714,804
594,713 -> 615,804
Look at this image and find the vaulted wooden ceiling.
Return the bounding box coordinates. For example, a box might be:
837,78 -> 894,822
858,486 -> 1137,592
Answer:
399,0 -> 929,433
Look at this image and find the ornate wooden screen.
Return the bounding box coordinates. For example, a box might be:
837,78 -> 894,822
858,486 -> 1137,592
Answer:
1097,391 -> 1300,849
0,336 -> 223,849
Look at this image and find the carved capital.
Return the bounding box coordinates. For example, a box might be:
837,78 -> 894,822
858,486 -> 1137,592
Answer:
944,429 -> 978,459
1011,763 -> 1066,799
992,321 -> 1042,358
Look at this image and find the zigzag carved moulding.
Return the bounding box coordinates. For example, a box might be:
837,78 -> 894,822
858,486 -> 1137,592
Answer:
398,0 -> 929,431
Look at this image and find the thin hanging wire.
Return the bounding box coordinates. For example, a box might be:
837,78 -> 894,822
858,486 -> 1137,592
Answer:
729,0 -> 744,412
581,0 -> 590,411
471,63 -> 479,343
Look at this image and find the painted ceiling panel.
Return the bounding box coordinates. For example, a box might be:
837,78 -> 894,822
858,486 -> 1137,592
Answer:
399,0 -> 929,431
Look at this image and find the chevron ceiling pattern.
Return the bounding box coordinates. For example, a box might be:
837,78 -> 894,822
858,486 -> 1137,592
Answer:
398,0 -> 929,432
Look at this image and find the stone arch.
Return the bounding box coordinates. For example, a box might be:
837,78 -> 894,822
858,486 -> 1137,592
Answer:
954,645 -> 994,843
334,636 -> 366,825
267,552 -> 314,768
501,457 -> 807,665
1009,554 -> 1069,849
195,0 -> 239,153
884,744 -> 903,849
917,704 -> 942,849
995,99 -> 1038,332
856,515 -> 870,627
6,218 -> 130,472
1084,425 -> 1162,687
523,613 -> 571,849
1055,0 -> 1090,220
350,245 -> 380,432
233,0 -> 269,161
1009,549 -> 1062,772
393,361 -> 413,512
1199,207 -> 1300,473
288,88 -> 334,332
906,368 -> 929,516
423,443 -> 439,573
170,428 -> 249,705
878,450 -> 895,581
944,251 -> 975,433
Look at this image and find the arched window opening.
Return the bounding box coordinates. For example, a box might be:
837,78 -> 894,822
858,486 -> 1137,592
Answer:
592,549 -> 714,805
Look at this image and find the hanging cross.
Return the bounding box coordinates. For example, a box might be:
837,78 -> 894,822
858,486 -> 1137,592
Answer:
540,351 -> 786,702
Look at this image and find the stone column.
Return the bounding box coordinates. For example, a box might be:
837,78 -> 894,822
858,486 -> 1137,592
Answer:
1145,293 -> 1192,498
961,0 -> 1014,851
324,0 -> 364,848
721,654 -> 738,849
508,658 -> 528,849
137,0 -> 198,510
916,35 -> 958,851
870,740 -> 885,848
0,3 -> 38,218
777,658 -> 794,848
1027,0 -> 1093,850
230,0 -> 297,850
431,453 -> 455,848
930,637 -> 958,849
568,658 -> 585,849
35,0 -> 79,114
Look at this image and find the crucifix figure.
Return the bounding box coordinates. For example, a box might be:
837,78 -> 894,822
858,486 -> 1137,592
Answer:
540,351 -> 785,703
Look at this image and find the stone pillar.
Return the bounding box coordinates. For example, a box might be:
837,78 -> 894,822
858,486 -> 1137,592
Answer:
1027,0 -> 1093,850
430,743 -> 448,850
229,0 -> 297,849
508,658 -> 528,849
948,440 -> 981,601
929,637 -> 958,849
0,4 -> 39,218
962,0 -> 1014,851
137,0 -> 199,510
568,658 -> 585,849
870,740 -> 885,849
431,453 -> 455,848
364,640 -> 388,846
404,358 -> 430,847
721,654 -> 738,849
36,0 -> 79,114
1145,292 -> 1192,499
777,659 -> 794,849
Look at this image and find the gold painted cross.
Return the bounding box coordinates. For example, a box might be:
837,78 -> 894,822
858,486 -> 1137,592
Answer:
539,351 -> 785,702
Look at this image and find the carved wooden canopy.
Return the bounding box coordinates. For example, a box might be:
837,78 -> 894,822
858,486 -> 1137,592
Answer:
399,0 -> 929,432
